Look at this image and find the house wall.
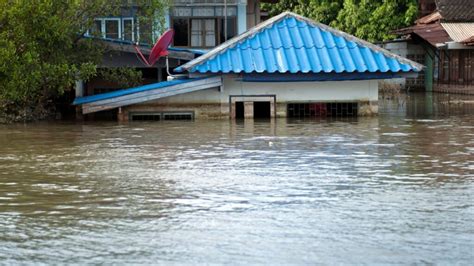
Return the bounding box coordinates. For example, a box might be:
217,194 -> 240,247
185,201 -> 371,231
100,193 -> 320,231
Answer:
379,41 -> 425,90
120,75 -> 379,120
434,49 -> 474,95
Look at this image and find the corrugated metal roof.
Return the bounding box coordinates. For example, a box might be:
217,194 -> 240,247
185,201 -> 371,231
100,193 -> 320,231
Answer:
436,0 -> 474,22
176,12 -> 423,74
441,23 -> 474,42
462,35 -> 474,45
395,23 -> 452,46
73,78 -> 206,105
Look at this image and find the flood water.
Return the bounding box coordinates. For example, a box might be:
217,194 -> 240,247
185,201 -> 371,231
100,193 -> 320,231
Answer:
0,93 -> 473,264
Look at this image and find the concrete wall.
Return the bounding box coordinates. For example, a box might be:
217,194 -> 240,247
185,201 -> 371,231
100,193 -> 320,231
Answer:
122,75 -> 380,119
379,41 -> 425,90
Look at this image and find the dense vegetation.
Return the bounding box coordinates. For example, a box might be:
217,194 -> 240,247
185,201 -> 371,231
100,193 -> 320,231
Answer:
262,0 -> 418,42
0,0 -> 168,123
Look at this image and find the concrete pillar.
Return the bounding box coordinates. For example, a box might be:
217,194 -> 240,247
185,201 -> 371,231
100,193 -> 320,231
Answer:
237,2 -> 247,34
244,101 -> 253,118
75,80 -> 84,120
425,46 -> 435,92
270,101 -> 275,118
117,107 -> 129,122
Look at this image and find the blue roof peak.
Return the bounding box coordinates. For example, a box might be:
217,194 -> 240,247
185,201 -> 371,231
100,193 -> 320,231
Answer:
176,11 -> 424,74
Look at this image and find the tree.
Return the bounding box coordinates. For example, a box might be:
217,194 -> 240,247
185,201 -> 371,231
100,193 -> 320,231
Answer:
0,0 -> 169,122
333,0 -> 417,42
261,0 -> 417,42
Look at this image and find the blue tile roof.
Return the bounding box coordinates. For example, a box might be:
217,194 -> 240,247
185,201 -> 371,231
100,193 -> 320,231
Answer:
73,78 -> 206,105
176,12 -> 423,74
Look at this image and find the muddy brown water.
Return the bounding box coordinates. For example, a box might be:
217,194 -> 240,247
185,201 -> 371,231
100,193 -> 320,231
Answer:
0,93 -> 473,264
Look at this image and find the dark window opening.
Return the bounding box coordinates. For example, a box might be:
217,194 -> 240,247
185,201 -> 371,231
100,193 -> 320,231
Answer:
163,113 -> 193,121
219,18 -> 236,42
173,19 -> 189,46
171,17 -> 236,48
90,110 -> 117,121
131,112 -> 193,121
287,103 -> 358,117
131,114 -> 161,121
235,101 -> 244,119
253,101 -> 271,119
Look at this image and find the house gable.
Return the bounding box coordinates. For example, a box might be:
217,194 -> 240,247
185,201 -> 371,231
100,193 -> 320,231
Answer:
176,12 -> 423,74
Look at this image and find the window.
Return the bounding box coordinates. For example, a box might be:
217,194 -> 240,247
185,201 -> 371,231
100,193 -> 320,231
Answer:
191,19 -> 216,47
220,17 -> 236,42
173,19 -> 189,46
131,113 -> 161,121
90,17 -> 138,42
122,19 -> 134,41
92,20 -> 103,36
171,4 -> 237,48
287,103 -> 358,117
171,15 -> 237,48
105,19 -> 120,39
163,113 -> 193,121
130,112 -> 194,121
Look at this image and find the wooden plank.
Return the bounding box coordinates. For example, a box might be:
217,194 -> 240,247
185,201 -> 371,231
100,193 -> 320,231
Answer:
82,77 -> 222,114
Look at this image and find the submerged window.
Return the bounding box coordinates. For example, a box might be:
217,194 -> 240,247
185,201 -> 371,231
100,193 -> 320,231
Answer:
163,113 -> 194,121
287,103 -> 358,117
130,112 -> 193,121
131,113 -> 161,121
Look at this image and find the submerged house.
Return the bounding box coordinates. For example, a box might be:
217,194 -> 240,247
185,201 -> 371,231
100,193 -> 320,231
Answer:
74,12 -> 422,121
382,0 -> 474,94
73,0 -> 261,119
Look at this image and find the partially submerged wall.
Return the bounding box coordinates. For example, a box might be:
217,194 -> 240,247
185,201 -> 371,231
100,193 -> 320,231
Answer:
120,75 -> 379,120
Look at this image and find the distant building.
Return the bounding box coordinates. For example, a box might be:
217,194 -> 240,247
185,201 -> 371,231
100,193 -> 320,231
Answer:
382,0 -> 474,94
74,12 -> 422,121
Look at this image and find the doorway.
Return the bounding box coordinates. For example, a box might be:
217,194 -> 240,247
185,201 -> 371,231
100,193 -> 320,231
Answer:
253,101 -> 271,119
230,95 -> 276,119
235,102 -> 244,119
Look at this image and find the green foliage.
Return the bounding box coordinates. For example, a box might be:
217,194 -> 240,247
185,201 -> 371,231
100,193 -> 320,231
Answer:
261,0 -> 417,42
0,0 -> 168,122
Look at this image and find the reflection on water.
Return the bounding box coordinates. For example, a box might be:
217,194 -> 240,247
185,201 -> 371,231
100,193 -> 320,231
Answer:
0,92 -> 473,264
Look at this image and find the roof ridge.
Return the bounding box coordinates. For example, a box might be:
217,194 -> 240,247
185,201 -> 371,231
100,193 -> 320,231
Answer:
287,12 -> 424,71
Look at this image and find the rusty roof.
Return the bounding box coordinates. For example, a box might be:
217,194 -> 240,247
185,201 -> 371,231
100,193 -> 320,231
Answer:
416,11 -> 442,24
436,0 -> 474,22
393,23 -> 452,46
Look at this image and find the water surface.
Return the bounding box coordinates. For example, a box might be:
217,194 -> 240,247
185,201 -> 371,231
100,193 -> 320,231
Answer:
1,93 -> 473,264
